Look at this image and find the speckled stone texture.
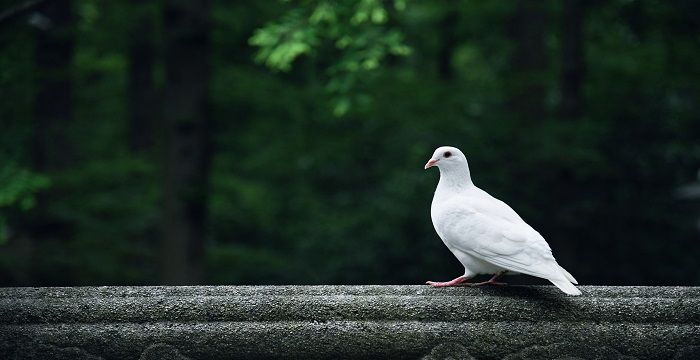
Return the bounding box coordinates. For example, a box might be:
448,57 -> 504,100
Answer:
0,286 -> 698,359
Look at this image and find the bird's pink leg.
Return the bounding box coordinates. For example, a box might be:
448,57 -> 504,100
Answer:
467,272 -> 508,287
426,275 -> 473,287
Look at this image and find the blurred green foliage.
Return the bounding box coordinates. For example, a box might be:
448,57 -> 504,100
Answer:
0,164 -> 50,243
250,0 -> 411,116
1,0 -> 699,286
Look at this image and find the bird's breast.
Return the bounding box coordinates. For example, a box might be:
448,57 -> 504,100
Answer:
431,198 -> 478,247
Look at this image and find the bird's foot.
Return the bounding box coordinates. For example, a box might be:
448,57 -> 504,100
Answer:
464,279 -> 508,287
425,276 -> 472,287
464,272 -> 508,287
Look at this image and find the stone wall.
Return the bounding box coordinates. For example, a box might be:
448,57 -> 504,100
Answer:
1,285 -> 698,359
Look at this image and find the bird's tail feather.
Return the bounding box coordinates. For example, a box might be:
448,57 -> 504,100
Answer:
558,265 -> 578,285
549,278 -> 582,296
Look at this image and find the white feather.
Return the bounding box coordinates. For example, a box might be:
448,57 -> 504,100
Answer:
427,146 -> 581,296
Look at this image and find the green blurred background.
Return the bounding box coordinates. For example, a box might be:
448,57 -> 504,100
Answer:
1,0 -> 699,286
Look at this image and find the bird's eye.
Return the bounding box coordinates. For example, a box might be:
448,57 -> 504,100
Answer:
444,151 -> 452,158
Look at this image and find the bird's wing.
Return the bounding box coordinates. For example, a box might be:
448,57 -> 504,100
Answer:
439,196 -> 565,281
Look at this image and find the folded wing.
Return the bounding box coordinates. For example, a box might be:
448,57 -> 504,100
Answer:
442,195 -> 580,295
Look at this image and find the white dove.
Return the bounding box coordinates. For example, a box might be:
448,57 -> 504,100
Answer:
424,146 -> 581,296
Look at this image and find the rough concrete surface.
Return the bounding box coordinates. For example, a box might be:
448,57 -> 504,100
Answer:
0,285 -> 698,359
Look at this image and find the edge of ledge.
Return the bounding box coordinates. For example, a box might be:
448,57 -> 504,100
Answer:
1,284 -> 699,299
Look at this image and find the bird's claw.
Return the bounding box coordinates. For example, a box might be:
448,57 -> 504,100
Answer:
464,280 -> 508,287
426,281 -> 449,287
425,276 -> 472,287
425,277 -> 508,288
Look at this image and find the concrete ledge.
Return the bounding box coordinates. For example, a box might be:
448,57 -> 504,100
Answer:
1,286 -> 698,359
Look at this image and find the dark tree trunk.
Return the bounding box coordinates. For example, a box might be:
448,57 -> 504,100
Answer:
559,0 -> 586,120
22,0 -> 75,286
507,0 -> 549,124
437,10 -> 458,80
32,0 -> 75,171
127,1 -> 157,152
161,0 -> 212,285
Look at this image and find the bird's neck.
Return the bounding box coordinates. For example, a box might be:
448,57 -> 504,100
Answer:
436,165 -> 474,194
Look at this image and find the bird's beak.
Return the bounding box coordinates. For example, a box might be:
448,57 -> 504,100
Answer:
424,158 -> 438,169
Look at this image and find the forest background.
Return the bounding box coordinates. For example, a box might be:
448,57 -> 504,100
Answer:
1,0 -> 699,286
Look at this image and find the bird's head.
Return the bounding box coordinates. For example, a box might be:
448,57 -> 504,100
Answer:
424,146 -> 467,170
